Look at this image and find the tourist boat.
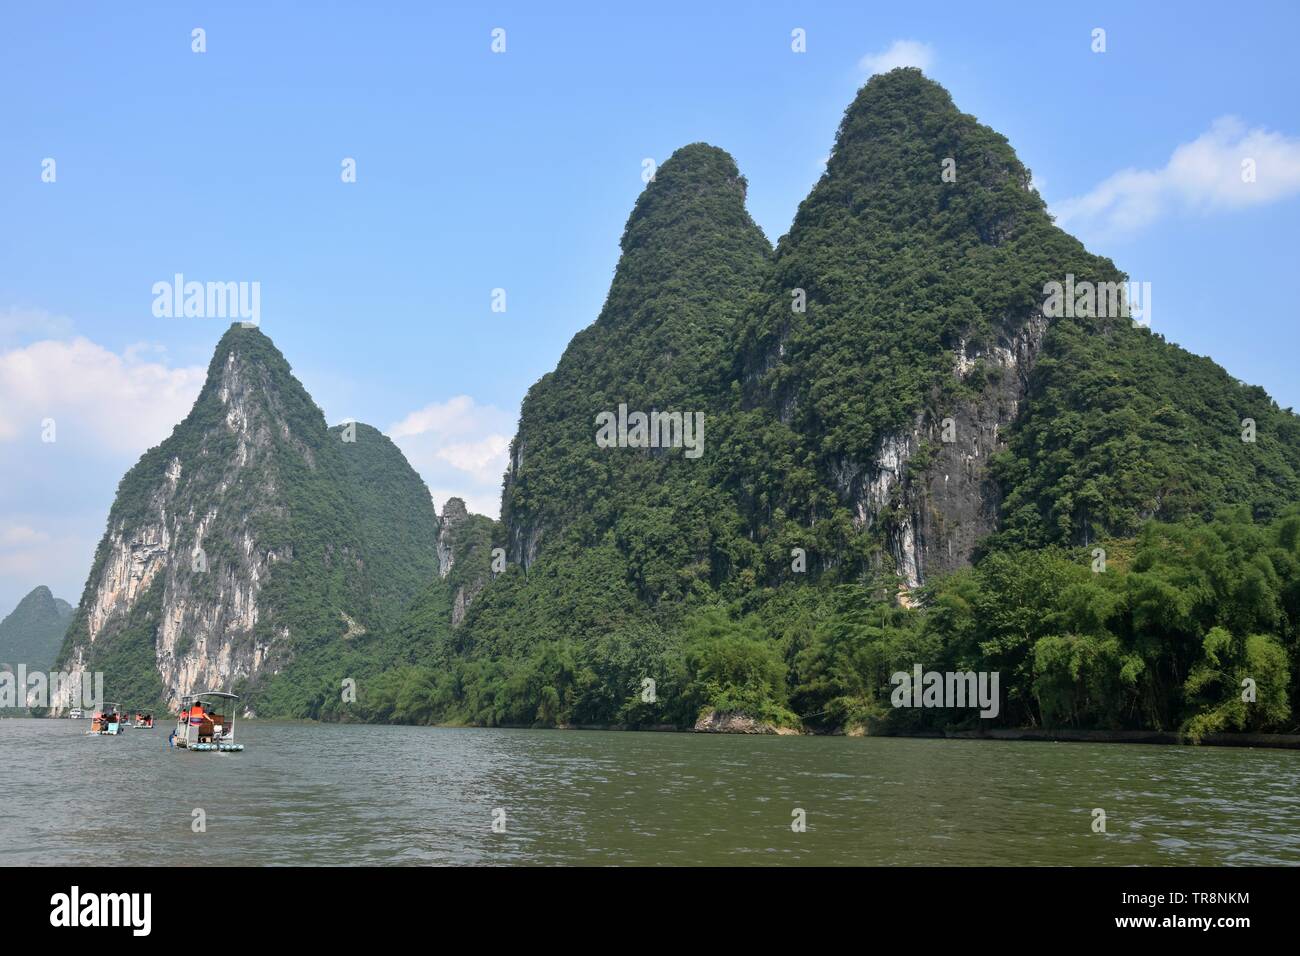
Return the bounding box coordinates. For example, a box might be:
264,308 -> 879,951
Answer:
133,711 -> 154,729
171,691 -> 243,752
88,702 -> 124,735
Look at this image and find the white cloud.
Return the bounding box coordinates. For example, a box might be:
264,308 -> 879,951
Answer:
0,337 -> 205,451
390,395 -> 501,441
0,525 -> 46,548
387,396 -> 513,519
1053,117 -> 1300,238
0,307 -> 74,347
0,513 -> 96,615
0,333 -> 206,612
859,40 -> 934,76
435,434 -> 512,484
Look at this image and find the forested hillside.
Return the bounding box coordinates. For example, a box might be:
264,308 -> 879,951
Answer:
52,327 -> 444,717
0,586 -> 74,697
58,72 -> 1300,738
389,70 -> 1300,737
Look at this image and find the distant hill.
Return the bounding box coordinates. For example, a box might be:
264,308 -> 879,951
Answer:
0,585 -> 74,673
52,326 -> 466,716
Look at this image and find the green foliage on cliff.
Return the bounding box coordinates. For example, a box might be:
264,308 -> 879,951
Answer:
378,143 -> 780,728
989,317 -> 1300,549
375,510 -> 1298,736
58,327 -> 442,717
660,508 -> 1298,738
229,402 -> 443,717
384,70 -> 1300,736
65,72 -> 1300,739
500,142 -> 772,576
741,68 -> 1118,473
0,586 -> 74,674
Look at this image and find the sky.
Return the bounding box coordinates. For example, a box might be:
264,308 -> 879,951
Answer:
1,0 -> 1298,614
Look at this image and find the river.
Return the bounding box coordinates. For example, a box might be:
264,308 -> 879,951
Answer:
3,718 -> 1297,865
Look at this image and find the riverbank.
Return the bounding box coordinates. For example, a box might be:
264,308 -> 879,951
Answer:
544,719 -> 1300,748
27,710 -> 1300,748
475,718 -> 1300,749
933,727 -> 1300,749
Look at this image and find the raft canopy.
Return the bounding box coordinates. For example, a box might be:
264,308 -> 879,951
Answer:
90,702 -> 123,734
176,691 -> 240,750
180,691 -> 239,703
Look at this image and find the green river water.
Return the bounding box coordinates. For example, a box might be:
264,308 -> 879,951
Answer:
3,718 -> 1297,865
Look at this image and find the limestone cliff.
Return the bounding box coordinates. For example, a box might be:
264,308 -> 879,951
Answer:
435,497 -> 495,627
741,69 -> 1119,591
53,326 -> 439,714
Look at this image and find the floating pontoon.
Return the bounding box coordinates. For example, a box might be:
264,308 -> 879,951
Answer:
172,691 -> 244,752
88,702 -> 123,735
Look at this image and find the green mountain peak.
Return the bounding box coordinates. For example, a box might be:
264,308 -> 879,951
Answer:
53,327 -> 443,716
0,585 -> 75,676
384,73 -> 1300,737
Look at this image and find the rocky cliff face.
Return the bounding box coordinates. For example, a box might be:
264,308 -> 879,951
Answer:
54,326 -> 439,714
487,78 -> 1082,605
435,496 -> 495,626
56,336 -> 285,711
838,312 -> 1050,592
740,69 -> 1118,590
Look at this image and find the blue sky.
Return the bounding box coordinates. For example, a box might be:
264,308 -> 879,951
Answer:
2,0 -> 1298,613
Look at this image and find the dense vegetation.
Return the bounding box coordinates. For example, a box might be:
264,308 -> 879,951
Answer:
363,509 -> 1296,738
382,143 -> 778,725
500,142 -> 772,576
55,327 -> 443,717
0,585 -> 73,674
990,317 -> 1300,549
247,426 -> 444,718
789,506 -> 1298,738
740,70 -> 1116,469
62,72 -> 1300,740
377,70 -> 1300,738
